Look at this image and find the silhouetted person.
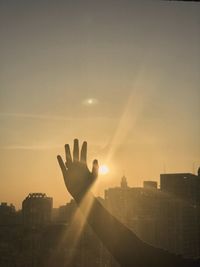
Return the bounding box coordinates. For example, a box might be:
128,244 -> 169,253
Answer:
57,139 -> 200,267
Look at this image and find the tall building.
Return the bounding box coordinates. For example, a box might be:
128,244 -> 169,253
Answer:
159,169 -> 200,258
22,193 -> 53,227
160,170 -> 200,204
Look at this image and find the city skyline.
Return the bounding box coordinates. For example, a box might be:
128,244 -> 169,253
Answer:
2,166 -> 200,210
0,1 -> 200,208
1,168 -> 200,262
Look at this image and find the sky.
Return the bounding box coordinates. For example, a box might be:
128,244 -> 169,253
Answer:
0,1 -> 200,209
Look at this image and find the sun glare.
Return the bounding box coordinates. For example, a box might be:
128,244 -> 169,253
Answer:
99,165 -> 109,175
82,98 -> 98,106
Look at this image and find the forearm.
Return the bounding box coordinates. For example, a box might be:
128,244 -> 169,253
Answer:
77,193 -> 198,267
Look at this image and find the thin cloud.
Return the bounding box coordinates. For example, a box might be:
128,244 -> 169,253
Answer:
0,145 -> 62,151
0,112 -> 74,121
0,142 -> 106,151
0,112 -> 115,121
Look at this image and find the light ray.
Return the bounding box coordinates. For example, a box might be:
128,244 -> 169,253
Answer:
50,189 -> 95,265
105,67 -> 148,164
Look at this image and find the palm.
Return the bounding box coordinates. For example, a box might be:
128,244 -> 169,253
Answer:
57,139 -> 98,202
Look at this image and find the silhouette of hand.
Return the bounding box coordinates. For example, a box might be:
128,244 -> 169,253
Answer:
57,139 -> 98,202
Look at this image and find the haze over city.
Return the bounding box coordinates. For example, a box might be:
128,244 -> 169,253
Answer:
0,1 -> 199,208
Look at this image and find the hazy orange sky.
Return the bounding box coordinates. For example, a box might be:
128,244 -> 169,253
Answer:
0,1 -> 199,209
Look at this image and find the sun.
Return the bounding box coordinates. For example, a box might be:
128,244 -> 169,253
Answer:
99,165 -> 109,175
82,98 -> 98,106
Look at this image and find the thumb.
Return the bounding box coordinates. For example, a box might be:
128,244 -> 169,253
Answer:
57,155 -> 68,182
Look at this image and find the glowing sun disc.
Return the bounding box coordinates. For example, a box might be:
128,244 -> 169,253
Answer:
99,165 -> 109,175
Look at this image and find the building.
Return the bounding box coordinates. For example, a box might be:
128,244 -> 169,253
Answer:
160,171 -> 200,204
105,171 -> 200,259
0,202 -> 16,225
159,169 -> 200,258
22,193 -> 53,227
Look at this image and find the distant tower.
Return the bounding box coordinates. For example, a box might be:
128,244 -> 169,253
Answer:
121,175 -> 128,189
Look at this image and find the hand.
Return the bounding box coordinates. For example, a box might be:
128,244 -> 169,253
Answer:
57,139 -> 99,202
